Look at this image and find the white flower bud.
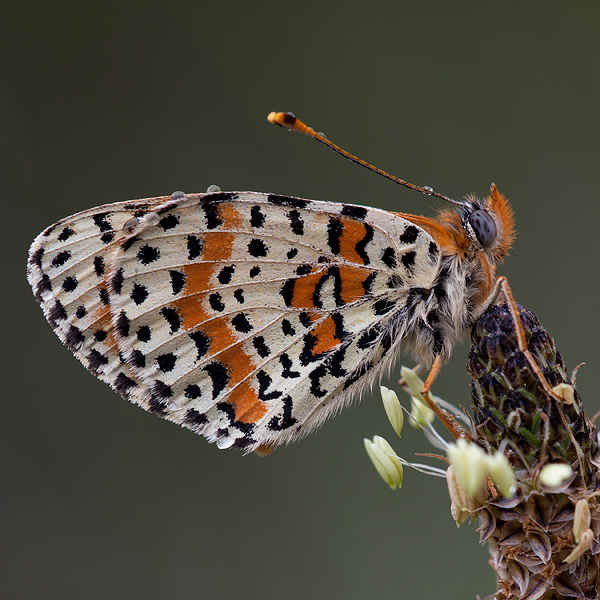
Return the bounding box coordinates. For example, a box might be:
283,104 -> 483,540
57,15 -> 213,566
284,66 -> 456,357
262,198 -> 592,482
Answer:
447,438 -> 486,496
380,386 -> 404,437
564,528 -> 593,563
538,463 -> 573,487
364,436 -> 403,489
552,383 -> 575,405
484,452 -> 516,498
573,499 -> 591,544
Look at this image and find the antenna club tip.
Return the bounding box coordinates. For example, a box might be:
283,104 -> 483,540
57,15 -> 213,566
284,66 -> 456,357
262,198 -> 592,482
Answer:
267,111 -> 297,129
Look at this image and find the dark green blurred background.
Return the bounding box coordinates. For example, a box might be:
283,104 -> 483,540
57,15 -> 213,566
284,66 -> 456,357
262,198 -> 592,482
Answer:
2,2 -> 599,599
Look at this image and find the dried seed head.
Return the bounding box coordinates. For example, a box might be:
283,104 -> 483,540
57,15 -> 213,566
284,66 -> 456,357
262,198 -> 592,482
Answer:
467,303 -> 600,599
468,303 -> 599,484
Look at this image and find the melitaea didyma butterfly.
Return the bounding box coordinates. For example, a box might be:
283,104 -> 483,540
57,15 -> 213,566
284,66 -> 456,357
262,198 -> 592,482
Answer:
27,112 -> 515,454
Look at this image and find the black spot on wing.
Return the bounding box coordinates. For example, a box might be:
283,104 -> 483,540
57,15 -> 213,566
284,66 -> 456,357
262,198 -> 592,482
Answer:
158,214 -> 179,230
205,362 -> 230,399
169,270 -> 186,294
252,336 -> 271,358
121,235 -> 138,252
215,403 -> 255,435
116,311 -> 130,337
362,272 -> 377,295
94,256 -> 105,277
150,380 -> 173,411
267,194 -> 309,208
48,299 -> 67,327
257,370 -> 283,401
160,307 -> 182,333
61,276 -> 78,292
99,288 -> 109,305
287,210 -> 304,235
129,349 -> 146,368
399,225 -> 419,244
203,201 -> 222,229
231,312 -> 253,334
281,319 -> 295,336
111,268 -> 124,294
33,273 -> 52,301
326,344 -> 348,378
157,353 -> 177,372
51,251 -> 71,267
309,364 -> 328,398
184,387 -> 203,401
331,312 -> 348,340
93,213 -> 112,232
217,265 -> 235,284
30,246 -> 44,269
57,227 -> 74,242
87,348 -> 109,373
373,299 -> 396,315
296,264 -> 312,276
209,293 -> 225,312
250,205 -> 266,228
248,238 -> 268,257
299,312 -> 312,328
137,326 -> 151,342
131,283 -> 148,305
401,250 -> 416,271
358,326 -> 379,349
114,372 -> 137,397
189,330 -> 210,360
267,395 -> 297,430
280,353 -> 300,378
381,247 -> 397,269
280,278 -> 295,307
137,245 -> 160,265
187,235 -> 203,260
207,192 -> 237,202
299,332 -> 319,365
327,218 -> 343,255
341,204 -> 368,220
185,407 -> 207,426
287,248 -> 298,259
65,326 -> 84,351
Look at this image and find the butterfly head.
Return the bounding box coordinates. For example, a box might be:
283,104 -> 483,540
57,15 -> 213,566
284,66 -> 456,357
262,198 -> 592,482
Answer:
458,183 -> 515,263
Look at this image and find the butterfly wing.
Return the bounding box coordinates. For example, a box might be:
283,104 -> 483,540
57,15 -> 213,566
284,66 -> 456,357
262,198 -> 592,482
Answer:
28,191 -> 441,452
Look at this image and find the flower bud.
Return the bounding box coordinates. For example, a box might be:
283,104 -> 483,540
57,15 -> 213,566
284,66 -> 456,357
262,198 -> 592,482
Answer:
364,436 -> 403,489
484,452 -> 516,498
447,438 -> 486,496
380,386 -> 404,437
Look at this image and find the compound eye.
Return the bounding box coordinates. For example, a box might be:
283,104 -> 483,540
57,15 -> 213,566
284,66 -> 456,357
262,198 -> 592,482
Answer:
468,210 -> 497,247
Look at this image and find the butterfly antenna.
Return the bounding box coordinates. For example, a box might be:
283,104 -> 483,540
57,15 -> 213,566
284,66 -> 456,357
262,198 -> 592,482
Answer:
268,112 -> 463,207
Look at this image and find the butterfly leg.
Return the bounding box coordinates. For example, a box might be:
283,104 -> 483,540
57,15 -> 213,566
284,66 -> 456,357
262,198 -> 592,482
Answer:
477,276 -> 562,402
420,355 -> 467,440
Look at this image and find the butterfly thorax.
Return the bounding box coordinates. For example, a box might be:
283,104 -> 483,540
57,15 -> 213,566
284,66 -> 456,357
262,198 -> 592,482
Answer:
398,184 -> 515,367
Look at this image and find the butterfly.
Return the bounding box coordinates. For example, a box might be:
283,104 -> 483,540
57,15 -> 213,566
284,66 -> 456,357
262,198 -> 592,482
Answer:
27,112 -> 515,454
